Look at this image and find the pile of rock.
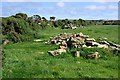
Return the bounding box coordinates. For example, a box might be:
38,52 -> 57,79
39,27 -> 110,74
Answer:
47,32 -> 120,57
64,25 -> 77,29
64,23 -> 84,29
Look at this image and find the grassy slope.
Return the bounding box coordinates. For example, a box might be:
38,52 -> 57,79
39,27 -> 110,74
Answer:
2,25 -> 118,78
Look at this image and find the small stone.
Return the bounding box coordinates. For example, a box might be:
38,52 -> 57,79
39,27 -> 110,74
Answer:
76,61 -> 80,64
98,44 -> 108,49
74,51 -> 80,57
82,44 -> 87,47
59,46 -> 67,49
48,49 -> 66,56
87,52 -> 100,59
86,38 -> 95,42
34,39 -> 42,42
79,32 -> 84,37
92,42 -> 100,46
3,40 -> 10,45
86,41 -> 92,46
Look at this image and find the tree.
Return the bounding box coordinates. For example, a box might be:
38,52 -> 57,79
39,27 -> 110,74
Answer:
42,17 -> 47,21
78,18 -> 83,24
50,16 -> 55,21
14,13 -> 28,20
32,15 -> 41,23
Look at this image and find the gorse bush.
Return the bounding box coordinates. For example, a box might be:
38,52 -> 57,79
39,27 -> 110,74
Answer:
2,14 -> 40,42
2,13 -> 119,43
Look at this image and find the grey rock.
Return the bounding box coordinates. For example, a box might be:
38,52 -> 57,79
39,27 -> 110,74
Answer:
74,51 -> 80,57
3,40 -> 10,45
87,52 -> 100,59
48,49 -> 66,56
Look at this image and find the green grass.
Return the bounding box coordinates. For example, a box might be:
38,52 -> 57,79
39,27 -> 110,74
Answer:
38,25 -> 118,44
2,25 -> 119,78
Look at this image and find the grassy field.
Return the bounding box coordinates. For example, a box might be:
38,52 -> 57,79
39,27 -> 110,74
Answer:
2,25 -> 119,78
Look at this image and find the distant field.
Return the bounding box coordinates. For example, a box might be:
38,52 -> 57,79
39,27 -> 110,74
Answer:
38,25 -> 119,44
2,25 -> 119,78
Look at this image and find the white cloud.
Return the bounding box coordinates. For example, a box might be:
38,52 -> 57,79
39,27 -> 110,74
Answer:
70,10 -> 77,15
1,0 -> 27,2
86,5 -> 106,10
57,2 -> 65,7
86,5 -> 118,11
108,5 -> 118,10
1,0 -> 119,2
93,0 -> 119,2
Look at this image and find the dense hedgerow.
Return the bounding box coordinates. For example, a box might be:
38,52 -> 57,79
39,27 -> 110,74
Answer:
2,14 -> 41,43
2,13 -> 119,43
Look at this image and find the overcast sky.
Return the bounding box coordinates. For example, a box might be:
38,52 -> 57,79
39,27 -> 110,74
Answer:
1,1 -> 119,20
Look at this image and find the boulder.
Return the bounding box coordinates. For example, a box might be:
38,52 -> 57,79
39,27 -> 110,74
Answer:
109,46 -> 120,53
50,40 -> 57,44
56,42 -> 61,45
72,42 -> 78,48
114,44 -> 120,48
85,38 -> 95,42
48,51 -> 58,56
86,41 -> 92,46
3,40 -> 10,45
48,49 -> 66,56
82,44 -> 87,47
98,44 -> 109,49
59,46 -> 67,49
107,41 -> 116,46
66,37 -> 72,48
71,26 -> 77,29
45,42 -> 48,44
87,46 -> 92,48
74,51 -> 80,57
87,52 -> 100,59
99,41 -> 110,46
109,46 -> 116,50
34,39 -> 42,42
92,42 -> 100,46
57,39 -> 63,43
102,37 -> 108,40
72,33 -> 76,38
79,32 -> 84,37
83,35 -> 89,38
76,37 -> 85,44
60,41 -> 67,46
57,49 -> 66,53
71,37 -> 77,42
98,37 -> 108,41
115,48 -> 120,53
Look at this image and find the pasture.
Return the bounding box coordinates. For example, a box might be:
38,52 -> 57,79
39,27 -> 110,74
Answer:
2,25 -> 119,78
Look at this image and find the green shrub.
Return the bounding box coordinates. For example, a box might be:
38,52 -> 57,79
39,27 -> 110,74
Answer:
2,15 -> 40,43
